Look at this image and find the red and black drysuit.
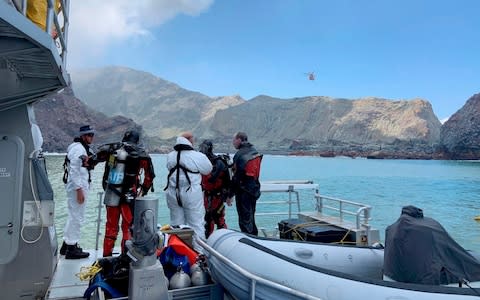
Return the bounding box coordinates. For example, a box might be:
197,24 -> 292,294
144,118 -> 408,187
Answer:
102,143 -> 155,257
230,142 -> 263,236
201,155 -> 232,238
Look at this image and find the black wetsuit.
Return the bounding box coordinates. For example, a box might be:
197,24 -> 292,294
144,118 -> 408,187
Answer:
230,142 -> 262,235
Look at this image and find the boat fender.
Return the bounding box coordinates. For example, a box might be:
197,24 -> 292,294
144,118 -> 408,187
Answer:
83,273 -> 124,299
169,263 -> 191,289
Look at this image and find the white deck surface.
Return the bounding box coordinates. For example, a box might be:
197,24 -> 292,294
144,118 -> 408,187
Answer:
46,248 -> 120,300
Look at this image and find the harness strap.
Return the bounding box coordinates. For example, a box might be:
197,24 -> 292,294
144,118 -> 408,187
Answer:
164,146 -> 200,207
62,156 -> 69,184
174,150 -> 183,207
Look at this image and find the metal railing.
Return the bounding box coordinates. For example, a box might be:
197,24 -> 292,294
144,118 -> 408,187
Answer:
254,180 -> 373,239
256,180 -> 319,219
314,194 -> 372,230
94,191 -> 104,251
15,0 -> 70,69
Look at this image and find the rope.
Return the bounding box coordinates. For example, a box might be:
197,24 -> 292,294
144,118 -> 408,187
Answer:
75,261 -> 102,281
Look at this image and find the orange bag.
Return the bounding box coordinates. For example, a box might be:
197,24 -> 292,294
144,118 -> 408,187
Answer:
162,234 -> 198,266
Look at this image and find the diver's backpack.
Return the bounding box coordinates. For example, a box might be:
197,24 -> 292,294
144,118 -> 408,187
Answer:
216,153 -> 233,182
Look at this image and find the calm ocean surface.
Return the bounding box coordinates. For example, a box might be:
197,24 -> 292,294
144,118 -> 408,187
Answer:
45,154 -> 480,252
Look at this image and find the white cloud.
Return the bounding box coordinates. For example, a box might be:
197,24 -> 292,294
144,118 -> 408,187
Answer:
67,0 -> 213,67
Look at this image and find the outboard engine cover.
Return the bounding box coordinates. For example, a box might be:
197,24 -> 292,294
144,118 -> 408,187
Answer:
384,205 -> 480,285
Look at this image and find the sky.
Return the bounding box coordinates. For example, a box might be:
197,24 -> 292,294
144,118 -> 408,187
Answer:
67,0 -> 480,121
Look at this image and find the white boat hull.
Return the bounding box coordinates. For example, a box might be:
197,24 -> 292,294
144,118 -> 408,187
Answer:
204,229 -> 480,300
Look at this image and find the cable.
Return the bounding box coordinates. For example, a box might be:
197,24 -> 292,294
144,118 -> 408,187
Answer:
20,149 -> 45,244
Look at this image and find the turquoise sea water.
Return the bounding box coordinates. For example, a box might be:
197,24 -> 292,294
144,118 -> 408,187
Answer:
45,154 -> 480,252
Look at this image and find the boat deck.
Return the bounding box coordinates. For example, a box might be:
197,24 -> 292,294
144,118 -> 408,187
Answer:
46,247 -> 226,300
46,249 -> 105,300
258,180 -> 380,246
298,211 -> 381,245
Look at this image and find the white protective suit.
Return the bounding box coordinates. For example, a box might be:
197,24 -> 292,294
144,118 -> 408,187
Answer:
166,136 -> 213,251
63,141 -> 90,245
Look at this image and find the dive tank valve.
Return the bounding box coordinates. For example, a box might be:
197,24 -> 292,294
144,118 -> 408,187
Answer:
103,147 -> 128,206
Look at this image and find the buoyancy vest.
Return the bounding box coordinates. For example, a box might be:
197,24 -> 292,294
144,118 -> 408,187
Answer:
202,155 -> 232,196
164,144 -> 200,207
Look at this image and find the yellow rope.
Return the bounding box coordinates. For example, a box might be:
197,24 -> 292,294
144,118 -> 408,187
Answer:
75,261 -> 102,281
333,229 -> 354,245
285,221 -> 327,241
284,221 -> 357,244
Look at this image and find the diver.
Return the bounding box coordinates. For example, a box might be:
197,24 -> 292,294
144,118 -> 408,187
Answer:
101,130 -> 155,257
198,139 -> 233,238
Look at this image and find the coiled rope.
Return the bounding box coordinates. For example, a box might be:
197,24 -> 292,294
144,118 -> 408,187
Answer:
75,261 -> 102,281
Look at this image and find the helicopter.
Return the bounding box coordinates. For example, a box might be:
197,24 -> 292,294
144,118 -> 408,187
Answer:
305,72 -> 315,81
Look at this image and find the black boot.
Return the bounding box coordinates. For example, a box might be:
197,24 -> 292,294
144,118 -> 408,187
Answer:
59,241 -> 67,255
65,244 -> 90,259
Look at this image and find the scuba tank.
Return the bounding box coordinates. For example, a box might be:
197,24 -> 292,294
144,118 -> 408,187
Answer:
191,265 -> 209,286
103,147 -> 128,206
169,263 -> 191,289
190,254 -> 206,273
190,255 -> 210,286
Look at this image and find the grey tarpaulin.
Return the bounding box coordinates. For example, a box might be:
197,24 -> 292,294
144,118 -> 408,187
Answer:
384,205 -> 480,285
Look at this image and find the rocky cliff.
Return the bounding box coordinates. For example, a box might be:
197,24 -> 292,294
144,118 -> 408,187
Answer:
71,66 -> 244,141
205,95 -> 441,158
440,93 -> 480,159
67,66 -> 445,158
33,87 -> 140,152
31,66 -> 479,159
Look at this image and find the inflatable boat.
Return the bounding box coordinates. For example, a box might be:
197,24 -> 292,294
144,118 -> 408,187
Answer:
201,206 -> 480,300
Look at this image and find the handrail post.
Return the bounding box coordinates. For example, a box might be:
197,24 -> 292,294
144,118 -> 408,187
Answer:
364,206 -> 371,224
288,185 -> 293,218
45,0 -> 53,36
95,191 -> 104,251
339,200 -> 343,220
315,193 -> 324,213
62,0 -> 70,69
295,191 -> 300,213
21,0 -> 27,15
